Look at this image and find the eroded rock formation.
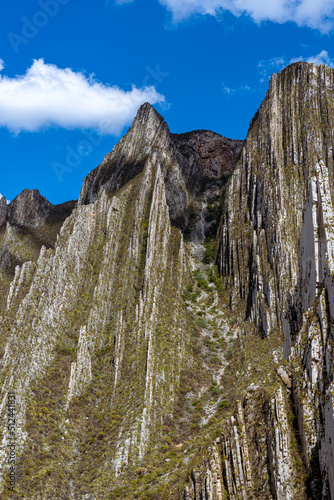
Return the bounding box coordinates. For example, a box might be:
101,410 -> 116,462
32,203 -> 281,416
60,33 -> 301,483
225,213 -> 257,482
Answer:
0,189 -> 75,313
0,61 -> 334,499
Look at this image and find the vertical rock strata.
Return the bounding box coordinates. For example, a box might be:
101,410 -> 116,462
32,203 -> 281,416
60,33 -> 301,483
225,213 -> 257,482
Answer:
0,196 -> 7,228
218,62 -> 334,336
0,155 -> 192,496
0,190 -> 75,313
0,99 -> 241,499
78,103 -> 242,230
284,161 -> 334,498
182,62 -> 334,500
178,387 -> 305,500
1,62 -> 334,498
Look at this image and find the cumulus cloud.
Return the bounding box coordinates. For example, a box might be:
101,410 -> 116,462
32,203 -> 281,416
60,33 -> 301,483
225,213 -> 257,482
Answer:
159,0 -> 334,32
290,50 -> 334,68
0,59 -> 165,135
0,59 -> 4,71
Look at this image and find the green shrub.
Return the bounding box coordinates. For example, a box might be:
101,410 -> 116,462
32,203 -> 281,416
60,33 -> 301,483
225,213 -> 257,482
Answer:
210,384 -> 220,396
219,400 -> 230,409
197,279 -> 209,290
193,270 -> 203,281
196,318 -> 208,328
203,248 -> 215,263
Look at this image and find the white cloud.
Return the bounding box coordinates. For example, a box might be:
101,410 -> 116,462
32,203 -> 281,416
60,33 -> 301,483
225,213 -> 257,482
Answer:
159,0 -> 334,32
290,50 -> 334,68
258,51 -> 334,83
0,59 -> 165,135
0,59 -> 4,72
222,84 -> 234,95
221,83 -> 253,95
258,56 -> 286,82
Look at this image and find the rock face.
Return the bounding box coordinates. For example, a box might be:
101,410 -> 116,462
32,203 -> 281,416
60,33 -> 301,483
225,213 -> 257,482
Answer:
0,148 -> 192,499
0,190 -> 75,312
218,62 -> 334,336
283,161 -> 334,499
8,189 -> 51,228
0,196 -> 7,228
171,130 -> 242,191
79,102 -> 242,229
1,62 -> 334,499
178,386 -> 305,500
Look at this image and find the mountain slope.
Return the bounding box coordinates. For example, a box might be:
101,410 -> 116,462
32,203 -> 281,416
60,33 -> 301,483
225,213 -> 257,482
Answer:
0,62 -> 334,499
0,105 -> 242,499
0,190 -> 75,313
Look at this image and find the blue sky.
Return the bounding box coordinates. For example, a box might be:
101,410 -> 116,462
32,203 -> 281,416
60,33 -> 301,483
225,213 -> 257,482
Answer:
0,0 -> 333,204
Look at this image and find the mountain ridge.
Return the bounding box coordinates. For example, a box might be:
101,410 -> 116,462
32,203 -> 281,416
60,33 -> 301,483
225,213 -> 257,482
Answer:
0,61 -> 334,499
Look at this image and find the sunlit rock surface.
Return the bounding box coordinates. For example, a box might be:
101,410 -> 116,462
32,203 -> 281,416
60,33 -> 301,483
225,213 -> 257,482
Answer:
0,62 -> 334,499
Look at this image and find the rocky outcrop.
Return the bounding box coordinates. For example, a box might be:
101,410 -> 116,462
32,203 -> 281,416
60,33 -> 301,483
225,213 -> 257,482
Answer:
218,62 -> 334,336
8,189 -> 51,228
178,386 -> 306,500
0,196 -> 7,228
175,62 -> 334,500
78,103 -> 171,206
172,130 -> 242,189
1,62 -> 334,499
5,188 -> 75,231
0,190 -> 75,313
284,161 -> 334,499
79,102 -> 242,230
182,445 -> 225,500
0,147 -> 192,498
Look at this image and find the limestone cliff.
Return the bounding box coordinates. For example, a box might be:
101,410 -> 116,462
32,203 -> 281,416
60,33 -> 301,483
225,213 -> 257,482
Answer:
0,62 -> 334,500
0,190 -> 75,313
283,161 -> 334,499
0,103 -> 242,499
218,62 -> 334,336
78,103 -> 242,230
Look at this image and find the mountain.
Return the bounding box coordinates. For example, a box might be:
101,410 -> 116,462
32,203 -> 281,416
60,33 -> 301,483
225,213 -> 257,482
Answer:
0,61 -> 334,499
0,190 -> 75,312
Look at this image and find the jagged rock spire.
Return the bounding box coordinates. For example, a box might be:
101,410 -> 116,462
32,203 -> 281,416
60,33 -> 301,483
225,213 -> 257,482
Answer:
78,102 -> 242,230
8,189 -> 51,228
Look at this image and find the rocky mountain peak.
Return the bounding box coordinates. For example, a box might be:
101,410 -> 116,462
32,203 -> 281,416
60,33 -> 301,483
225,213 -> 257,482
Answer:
8,188 -> 52,228
0,188 -> 76,312
172,130 -> 242,179
78,103 -> 170,206
78,103 -> 242,231
171,130 -> 242,194
132,101 -> 166,134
